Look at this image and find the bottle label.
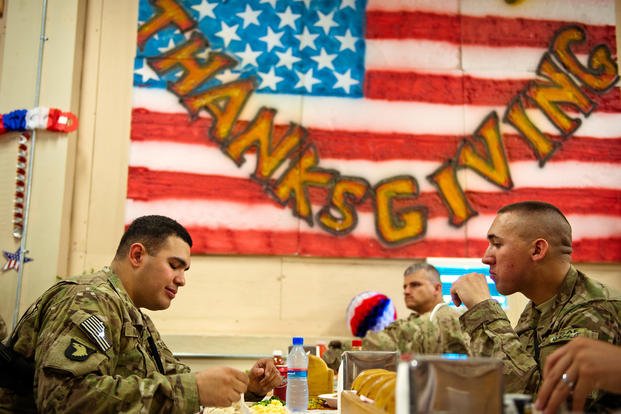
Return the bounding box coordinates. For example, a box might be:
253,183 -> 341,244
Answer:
287,368 -> 307,379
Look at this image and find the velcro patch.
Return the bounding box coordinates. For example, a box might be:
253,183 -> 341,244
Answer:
79,314 -> 111,352
65,338 -> 96,361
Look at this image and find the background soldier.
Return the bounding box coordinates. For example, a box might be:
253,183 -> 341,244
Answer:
363,263 -> 470,355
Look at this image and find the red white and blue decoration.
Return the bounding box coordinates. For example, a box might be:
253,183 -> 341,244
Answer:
2,247 -> 33,272
13,133 -> 30,238
1,107 -> 77,240
347,291 -> 397,338
0,107 -> 78,134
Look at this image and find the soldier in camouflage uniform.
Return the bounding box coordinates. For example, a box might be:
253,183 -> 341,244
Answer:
0,215 -> 281,413
363,263 -> 470,355
0,315 -> 6,342
451,201 -> 621,412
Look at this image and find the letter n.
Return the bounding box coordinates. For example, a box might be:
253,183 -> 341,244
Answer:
224,107 -> 306,183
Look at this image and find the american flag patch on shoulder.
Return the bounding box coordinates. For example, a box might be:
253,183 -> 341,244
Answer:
79,314 -> 111,352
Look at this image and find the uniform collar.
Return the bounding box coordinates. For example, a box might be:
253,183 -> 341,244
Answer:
532,265 -> 579,329
102,266 -> 145,327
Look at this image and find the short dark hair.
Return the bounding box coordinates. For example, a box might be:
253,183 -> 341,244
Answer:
498,200 -> 572,254
115,215 -> 192,259
498,200 -> 567,221
403,262 -> 441,285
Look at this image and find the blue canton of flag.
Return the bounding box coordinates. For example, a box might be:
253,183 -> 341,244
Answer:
135,0 -> 366,97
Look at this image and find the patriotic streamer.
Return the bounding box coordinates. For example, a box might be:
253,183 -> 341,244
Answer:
0,107 -> 78,134
13,133 -> 30,238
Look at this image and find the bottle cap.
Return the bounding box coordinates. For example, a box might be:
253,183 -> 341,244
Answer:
292,336 -> 304,345
352,339 -> 362,347
273,349 -> 283,356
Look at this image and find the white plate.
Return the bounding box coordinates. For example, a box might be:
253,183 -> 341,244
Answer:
318,393 -> 338,408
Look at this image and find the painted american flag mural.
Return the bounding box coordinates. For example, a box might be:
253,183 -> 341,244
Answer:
130,0 -> 621,262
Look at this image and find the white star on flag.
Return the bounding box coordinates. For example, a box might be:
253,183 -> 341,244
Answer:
236,44 -> 262,68
258,67 -> 284,90
275,48 -> 301,70
216,21 -> 241,47
277,6 -> 300,30
295,68 -> 321,92
311,49 -> 337,70
315,10 -> 338,35
135,59 -> 159,82
237,4 -> 261,29
295,27 -> 319,51
335,29 -> 358,52
192,0 -> 217,20
333,69 -> 358,93
260,27 -> 285,51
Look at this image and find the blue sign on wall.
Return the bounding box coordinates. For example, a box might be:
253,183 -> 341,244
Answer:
427,258 -> 507,309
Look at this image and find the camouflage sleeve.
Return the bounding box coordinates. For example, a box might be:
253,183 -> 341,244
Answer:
433,306 -> 471,356
34,288 -> 199,413
363,313 -> 466,355
459,299 -> 539,393
0,315 -> 6,342
362,319 -> 402,351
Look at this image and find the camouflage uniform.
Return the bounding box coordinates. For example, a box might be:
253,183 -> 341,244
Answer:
0,315 -> 6,342
0,268 -> 199,413
363,304 -> 470,355
461,266 -> 621,410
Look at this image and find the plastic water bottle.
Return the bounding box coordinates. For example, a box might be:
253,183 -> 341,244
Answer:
286,336 -> 308,412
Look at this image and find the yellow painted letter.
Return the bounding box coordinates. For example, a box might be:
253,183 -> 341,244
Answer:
374,176 -> 427,245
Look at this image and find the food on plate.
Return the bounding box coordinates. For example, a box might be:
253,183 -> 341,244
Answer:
350,368 -> 397,414
250,397 -> 286,414
351,368 -> 392,390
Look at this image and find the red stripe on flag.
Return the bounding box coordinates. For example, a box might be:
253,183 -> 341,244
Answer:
131,109 -> 621,163
127,167 -> 621,217
183,225 -> 621,261
365,10 -> 616,52
365,71 -> 621,112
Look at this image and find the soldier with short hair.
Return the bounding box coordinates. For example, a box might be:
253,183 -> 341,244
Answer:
0,215 -> 281,413
451,201 -> 621,411
362,263 -> 470,355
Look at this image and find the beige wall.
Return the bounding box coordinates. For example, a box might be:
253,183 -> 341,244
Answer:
0,0 -> 620,372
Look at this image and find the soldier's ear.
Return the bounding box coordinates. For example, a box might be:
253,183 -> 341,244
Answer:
531,238 -> 548,261
128,243 -> 146,267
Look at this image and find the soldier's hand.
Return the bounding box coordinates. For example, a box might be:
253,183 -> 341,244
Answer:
535,337 -> 621,414
450,272 -> 491,308
195,366 -> 249,407
247,358 -> 282,396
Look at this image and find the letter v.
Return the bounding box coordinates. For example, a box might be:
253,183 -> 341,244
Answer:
457,112 -> 513,190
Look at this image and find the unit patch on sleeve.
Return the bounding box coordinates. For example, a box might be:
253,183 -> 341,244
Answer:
78,314 -> 111,352
65,338 -> 96,361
